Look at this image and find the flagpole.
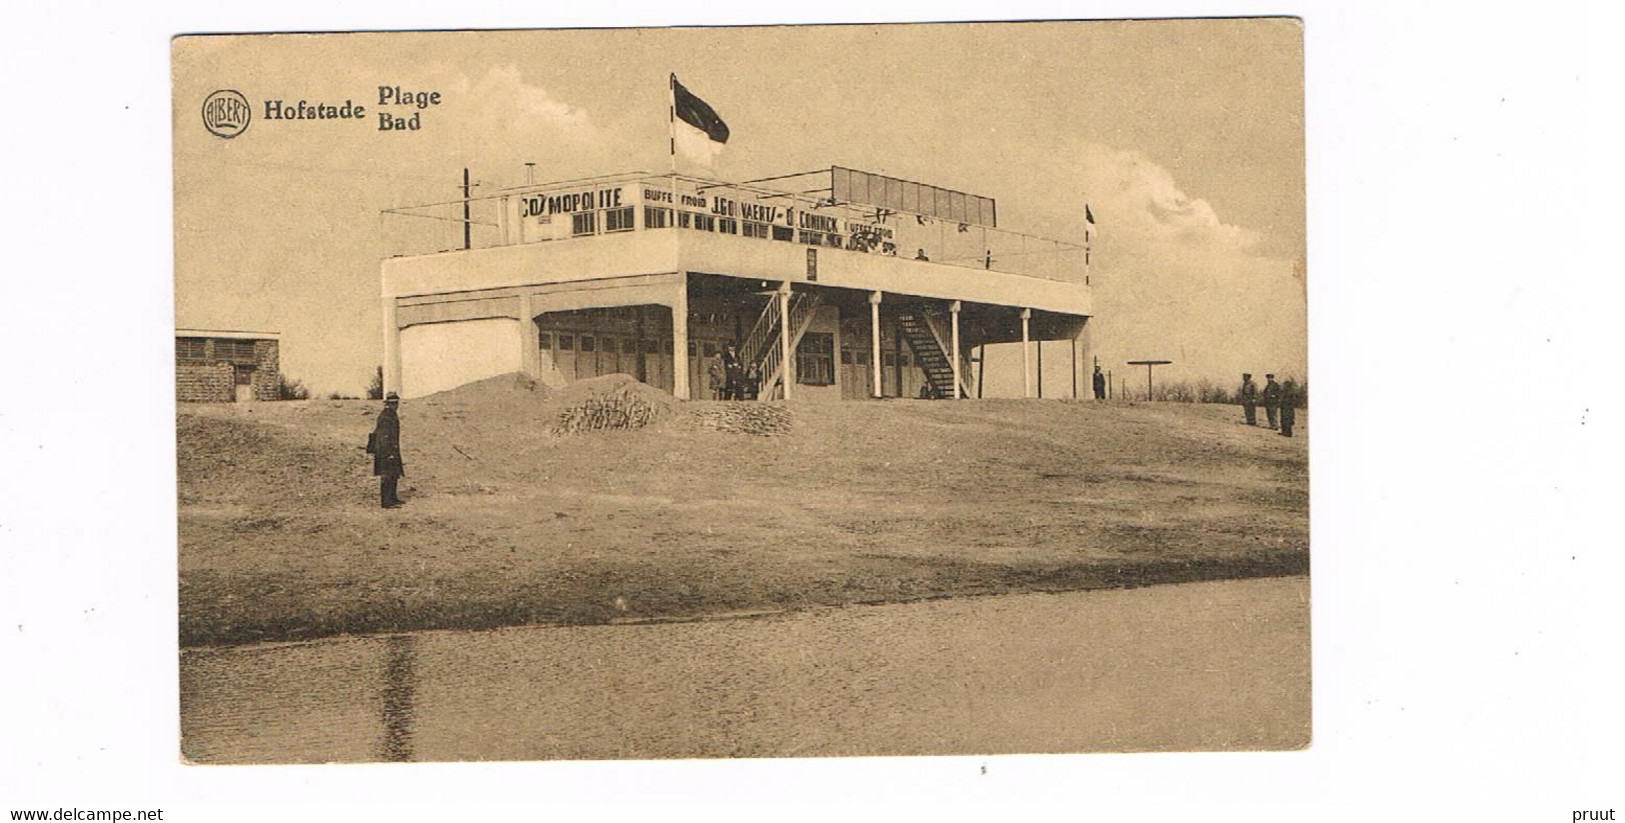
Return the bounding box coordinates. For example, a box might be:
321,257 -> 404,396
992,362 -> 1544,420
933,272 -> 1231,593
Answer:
1084,203 -> 1094,286
668,73 -> 677,176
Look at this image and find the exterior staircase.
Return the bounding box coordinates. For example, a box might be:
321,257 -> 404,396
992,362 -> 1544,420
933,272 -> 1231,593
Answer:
738,290 -> 822,400
898,310 -> 972,399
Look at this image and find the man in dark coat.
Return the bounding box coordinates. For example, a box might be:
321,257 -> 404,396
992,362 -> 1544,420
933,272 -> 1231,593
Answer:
1279,378 -> 1299,437
1092,365 -> 1107,400
1239,373 -> 1259,425
721,344 -> 743,401
1261,374 -> 1283,430
368,392 -> 405,508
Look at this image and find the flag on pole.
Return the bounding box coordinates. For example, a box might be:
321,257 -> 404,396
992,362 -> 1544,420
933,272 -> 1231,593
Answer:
671,74 -> 729,165
1085,204 -> 1096,225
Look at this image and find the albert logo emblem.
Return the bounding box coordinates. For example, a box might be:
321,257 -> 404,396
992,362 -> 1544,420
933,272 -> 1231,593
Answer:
202,90 -> 251,139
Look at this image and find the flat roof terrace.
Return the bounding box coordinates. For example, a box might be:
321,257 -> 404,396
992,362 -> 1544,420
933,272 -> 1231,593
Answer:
381,170 -> 1093,317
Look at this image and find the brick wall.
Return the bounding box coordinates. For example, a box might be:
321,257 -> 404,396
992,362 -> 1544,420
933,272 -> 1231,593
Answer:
250,339 -> 281,401
176,361 -> 236,403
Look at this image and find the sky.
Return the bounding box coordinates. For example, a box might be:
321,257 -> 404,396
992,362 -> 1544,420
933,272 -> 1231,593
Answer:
173,21 -> 1304,397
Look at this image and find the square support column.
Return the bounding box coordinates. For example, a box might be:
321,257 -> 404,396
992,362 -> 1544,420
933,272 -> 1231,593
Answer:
518,293 -> 540,380
1020,307 -> 1033,399
382,297 -> 402,397
777,281 -> 793,401
1075,317 -> 1091,401
869,291 -> 883,398
950,300 -> 962,399
673,277 -> 691,400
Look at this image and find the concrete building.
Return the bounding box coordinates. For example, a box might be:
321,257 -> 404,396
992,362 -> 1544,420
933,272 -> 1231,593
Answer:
380,168 -> 1092,401
176,329 -> 281,403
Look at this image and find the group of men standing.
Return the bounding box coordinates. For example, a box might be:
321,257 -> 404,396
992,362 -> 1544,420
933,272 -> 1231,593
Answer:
706,344 -> 761,401
1238,373 -> 1299,437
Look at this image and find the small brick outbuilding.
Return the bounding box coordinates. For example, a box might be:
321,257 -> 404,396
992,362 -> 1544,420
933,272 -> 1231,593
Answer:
176,329 -> 281,402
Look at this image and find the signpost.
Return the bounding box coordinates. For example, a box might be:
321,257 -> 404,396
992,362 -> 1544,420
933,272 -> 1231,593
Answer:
1126,359 -> 1172,401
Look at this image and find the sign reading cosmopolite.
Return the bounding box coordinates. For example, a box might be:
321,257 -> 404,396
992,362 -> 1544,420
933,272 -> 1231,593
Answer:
519,187 -> 626,218
205,86 -> 445,136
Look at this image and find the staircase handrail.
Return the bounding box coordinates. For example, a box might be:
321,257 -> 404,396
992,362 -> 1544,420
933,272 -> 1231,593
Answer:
738,294 -> 781,369
918,310 -> 974,398
757,292 -> 822,400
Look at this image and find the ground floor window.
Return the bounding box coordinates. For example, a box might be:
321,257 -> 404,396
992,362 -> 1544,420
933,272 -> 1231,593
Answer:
796,332 -> 836,386
217,339 -> 258,364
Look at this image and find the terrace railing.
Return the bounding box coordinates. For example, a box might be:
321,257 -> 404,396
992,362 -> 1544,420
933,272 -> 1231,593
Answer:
381,171 -> 1090,285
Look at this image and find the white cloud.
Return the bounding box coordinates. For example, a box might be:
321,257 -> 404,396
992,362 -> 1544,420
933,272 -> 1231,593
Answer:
1070,143 -> 1307,385
455,65 -> 599,145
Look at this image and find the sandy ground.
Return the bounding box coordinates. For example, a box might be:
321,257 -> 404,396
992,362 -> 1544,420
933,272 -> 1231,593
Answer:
180,576 -> 1310,762
178,374 -> 1307,646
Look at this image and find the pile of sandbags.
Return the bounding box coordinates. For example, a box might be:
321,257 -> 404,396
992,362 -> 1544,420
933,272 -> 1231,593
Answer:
551,378 -> 672,435
693,403 -> 792,436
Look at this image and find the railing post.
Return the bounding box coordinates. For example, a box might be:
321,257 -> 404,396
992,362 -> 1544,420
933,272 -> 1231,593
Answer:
778,281 -> 793,400
950,300 -> 962,399
869,291 -> 883,398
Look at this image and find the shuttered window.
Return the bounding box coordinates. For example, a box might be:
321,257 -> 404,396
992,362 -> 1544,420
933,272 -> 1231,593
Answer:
605,206 -> 635,233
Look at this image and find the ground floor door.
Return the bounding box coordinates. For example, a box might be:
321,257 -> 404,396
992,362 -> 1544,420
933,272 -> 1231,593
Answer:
233,366 -> 255,402
554,332 -> 578,379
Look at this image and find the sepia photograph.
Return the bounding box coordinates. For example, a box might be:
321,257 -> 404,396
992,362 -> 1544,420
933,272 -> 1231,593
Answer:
172,21 -> 1308,764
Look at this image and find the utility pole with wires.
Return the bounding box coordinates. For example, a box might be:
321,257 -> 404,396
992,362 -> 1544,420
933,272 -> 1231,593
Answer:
462,168 -> 472,251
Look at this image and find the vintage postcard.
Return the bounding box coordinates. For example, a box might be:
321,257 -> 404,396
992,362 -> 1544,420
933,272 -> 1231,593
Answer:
173,20 -> 1307,763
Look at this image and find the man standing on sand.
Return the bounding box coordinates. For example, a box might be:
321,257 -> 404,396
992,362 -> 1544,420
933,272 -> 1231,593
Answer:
1093,365 -> 1107,400
367,392 -> 405,508
1262,373 -> 1283,430
1239,373 -> 1259,426
706,350 -> 726,400
1279,378 -> 1298,437
721,344 -> 743,401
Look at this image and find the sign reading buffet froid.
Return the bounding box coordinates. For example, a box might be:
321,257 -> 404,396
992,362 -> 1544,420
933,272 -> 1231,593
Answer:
501,184 -> 899,255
